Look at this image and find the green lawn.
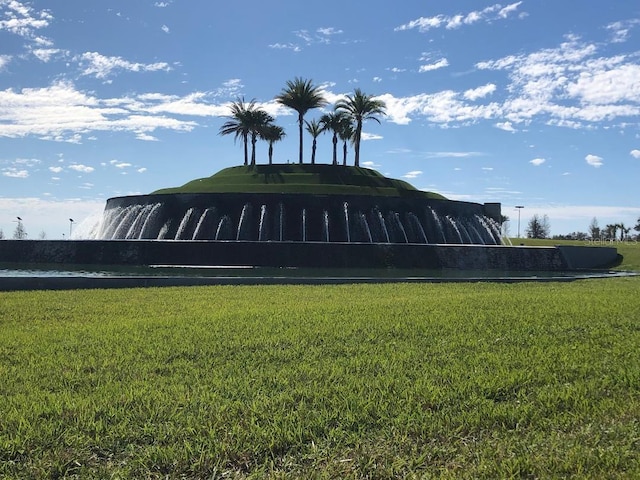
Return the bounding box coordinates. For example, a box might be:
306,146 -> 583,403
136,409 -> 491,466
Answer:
1,277 -> 639,478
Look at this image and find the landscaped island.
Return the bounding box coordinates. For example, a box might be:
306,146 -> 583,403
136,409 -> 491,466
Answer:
97,164 -> 503,244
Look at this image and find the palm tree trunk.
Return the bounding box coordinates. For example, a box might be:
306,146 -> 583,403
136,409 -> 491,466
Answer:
342,141 -> 347,166
251,133 -> 257,166
298,114 -> 304,164
243,136 -> 249,166
332,134 -> 338,165
268,143 -> 273,165
311,139 -> 317,164
354,126 -> 362,167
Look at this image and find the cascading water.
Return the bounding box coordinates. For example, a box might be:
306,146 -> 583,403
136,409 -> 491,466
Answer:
88,196 -> 505,245
175,207 -> 196,240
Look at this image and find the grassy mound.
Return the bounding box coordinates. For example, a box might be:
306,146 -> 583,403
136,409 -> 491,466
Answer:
152,164 -> 446,199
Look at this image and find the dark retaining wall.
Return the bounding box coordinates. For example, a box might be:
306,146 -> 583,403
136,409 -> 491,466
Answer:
0,240 -> 618,271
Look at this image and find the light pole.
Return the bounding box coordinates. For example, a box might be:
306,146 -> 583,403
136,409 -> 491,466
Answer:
69,218 -> 74,239
515,206 -> 524,238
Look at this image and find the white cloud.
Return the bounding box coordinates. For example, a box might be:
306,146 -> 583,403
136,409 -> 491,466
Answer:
317,27 -> 342,36
0,0 -> 53,45
161,25 -> 170,34
0,81 -> 199,140
268,42 -> 301,53
31,48 -> 63,62
77,52 -> 172,79
137,168 -> 147,173
631,149 -> 640,159
404,170 -> 423,178
0,54 -> 11,70
606,19 -> 640,43
529,158 -> 546,166
395,2 -> 524,32
419,58 -> 449,72
49,166 -> 63,173
474,35 -> 640,126
361,132 -> 383,141
68,164 -> 94,173
2,168 -> 28,178
110,160 -> 131,168
361,161 -> 381,168
585,154 -> 603,168
495,121 -> 516,132
464,83 -> 496,100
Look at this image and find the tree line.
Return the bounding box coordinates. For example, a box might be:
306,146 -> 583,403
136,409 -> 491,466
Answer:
219,77 -> 386,167
520,214 -> 640,241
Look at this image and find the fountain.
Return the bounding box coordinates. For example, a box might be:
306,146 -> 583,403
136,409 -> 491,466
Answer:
0,164 -> 619,272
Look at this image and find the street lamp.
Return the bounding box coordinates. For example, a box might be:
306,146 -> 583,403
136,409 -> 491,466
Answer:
515,206 -> 524,238
69,218 -> 74,239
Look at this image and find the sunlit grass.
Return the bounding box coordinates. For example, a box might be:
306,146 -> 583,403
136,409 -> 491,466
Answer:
1,278 -> 639,478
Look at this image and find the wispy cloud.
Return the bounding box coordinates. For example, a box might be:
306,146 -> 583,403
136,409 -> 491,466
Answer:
419,58 -> 449,73
529,158 -> 546,166
395,2 -> 524,32
631,149 -> 640,159
76,52 -> 172,79
0,0 -> 53,45
606,19 -> 640,43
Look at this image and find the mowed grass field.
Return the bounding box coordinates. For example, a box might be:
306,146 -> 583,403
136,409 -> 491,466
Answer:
1,242 -> 639,478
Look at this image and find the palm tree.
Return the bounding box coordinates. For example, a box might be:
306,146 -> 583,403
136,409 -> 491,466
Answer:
275,77 -> 327,164
305,119 -> 324,164
337,119 -> 354,166
334,88 -> 386,167
261,124 -> 286,165
319,112 -> 348,165
219,97 -> 258,166
248,109 -> 274,166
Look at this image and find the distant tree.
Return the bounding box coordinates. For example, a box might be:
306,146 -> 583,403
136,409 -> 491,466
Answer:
618,223 -> 630,241
38,230 -> 47,240
526,214 -> 550,239
13,220 -> 27,240
635,216 -> 640,233
588,217 -> 600,240
305,119 -> 325,165
275,77 -> 327,164
334,88 -> 386,167
319,112 -> 348,165
604,223 -> 618,240
261,124 -> 286,165
553,231 -> 587,241
0,228 -> 4,239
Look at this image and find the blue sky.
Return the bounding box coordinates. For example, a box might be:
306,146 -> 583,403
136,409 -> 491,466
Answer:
1,0 -> 639,239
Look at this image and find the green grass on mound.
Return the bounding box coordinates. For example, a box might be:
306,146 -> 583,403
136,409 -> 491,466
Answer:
152,164 -> 447,199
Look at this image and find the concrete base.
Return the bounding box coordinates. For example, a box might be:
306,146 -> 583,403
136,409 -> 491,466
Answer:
0,240 -> 618,271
